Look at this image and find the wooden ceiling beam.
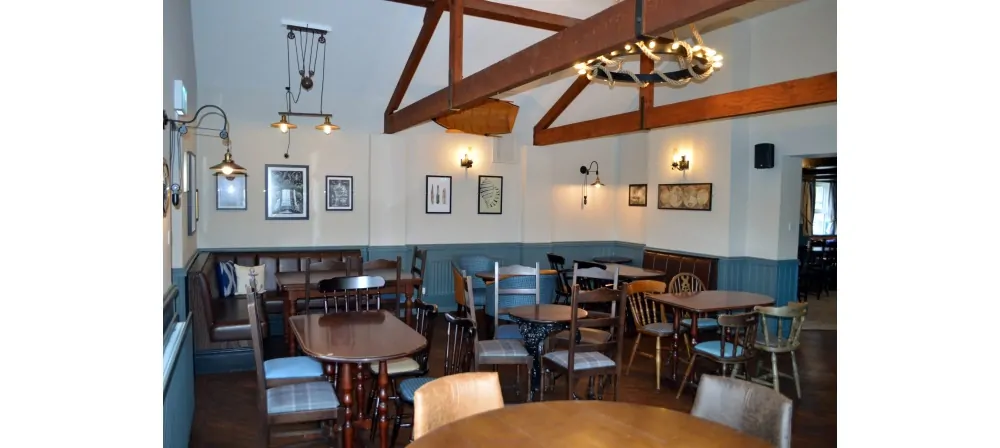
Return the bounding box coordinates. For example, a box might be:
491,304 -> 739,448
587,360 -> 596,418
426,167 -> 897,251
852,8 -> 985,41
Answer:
384,0 -> 581,32
385,0 -> 447,116
533,72 -> 837,146
641,0 -> 756,36
638,54 -> 655,128
534,75 -> 590,132
449,0 -> 463,99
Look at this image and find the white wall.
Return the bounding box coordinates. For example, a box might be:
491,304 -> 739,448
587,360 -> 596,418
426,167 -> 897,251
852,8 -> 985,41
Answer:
164,0 -> 198,291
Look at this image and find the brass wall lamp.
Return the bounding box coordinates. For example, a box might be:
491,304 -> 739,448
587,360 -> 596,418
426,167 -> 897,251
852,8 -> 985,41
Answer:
580,161 -> 604,206
163,105 -> 247,207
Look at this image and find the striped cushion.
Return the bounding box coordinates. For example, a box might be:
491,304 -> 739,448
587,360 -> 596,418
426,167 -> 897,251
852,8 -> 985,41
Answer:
639,322 -> 675,336
263,356 -> 324,380
476,339 -> 528,358
267,381 -> 340,415
398,376 -> 436,402
370,357 -> 421,375
543,350 -> 616,370
494,324 -> 522,340
680,318 -> 719,329
216,261 -> 236,298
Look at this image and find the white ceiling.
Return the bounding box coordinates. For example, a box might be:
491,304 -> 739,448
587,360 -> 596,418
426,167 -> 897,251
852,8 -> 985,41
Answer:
190,0 -> 802,135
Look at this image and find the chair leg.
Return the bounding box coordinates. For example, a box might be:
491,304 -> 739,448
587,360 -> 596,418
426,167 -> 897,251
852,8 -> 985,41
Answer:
654,336 -> 661,391
675,354 -> 699,399
626,333 -> 642,375
790,351 -> 802,399
770,352 -> 780,393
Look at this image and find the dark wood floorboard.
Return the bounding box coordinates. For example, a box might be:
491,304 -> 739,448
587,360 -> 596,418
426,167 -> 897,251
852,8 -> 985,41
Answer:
190,319 -> 836,447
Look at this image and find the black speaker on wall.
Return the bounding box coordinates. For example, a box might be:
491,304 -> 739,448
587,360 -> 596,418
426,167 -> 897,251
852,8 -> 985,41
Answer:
754,143 -> 775,169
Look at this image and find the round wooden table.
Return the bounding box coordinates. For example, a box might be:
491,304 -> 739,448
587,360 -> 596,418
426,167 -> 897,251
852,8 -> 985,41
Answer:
408,401 -> 772,448
593,255 -> 632,265
506,304 -> 587,402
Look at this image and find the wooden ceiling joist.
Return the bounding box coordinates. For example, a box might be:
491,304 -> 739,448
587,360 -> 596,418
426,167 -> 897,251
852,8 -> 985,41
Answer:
385,0 -> 581,32
385,0 -> 447,116
384,0 -> 753,134
533,72 -> 837,146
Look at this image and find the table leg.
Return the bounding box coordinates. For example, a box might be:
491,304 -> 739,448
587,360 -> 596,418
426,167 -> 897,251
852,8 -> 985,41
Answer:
377,360 -> 389,448
403,289 -> 415,325
339,363 -> 354,448
671,307 -> 681,380
284,293 -> 296,355
517,321 -> 569,402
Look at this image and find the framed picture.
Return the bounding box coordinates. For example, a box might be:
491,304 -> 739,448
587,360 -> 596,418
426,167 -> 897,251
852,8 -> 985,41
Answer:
478,175 -> 503,214
657,183 -> 713,211
186,152 -> 198,235
628,184 -> 647,207
425,175 -> 452,214
265,164 -> 309,220
216,174 -> 247,210
325,175 -> 353,211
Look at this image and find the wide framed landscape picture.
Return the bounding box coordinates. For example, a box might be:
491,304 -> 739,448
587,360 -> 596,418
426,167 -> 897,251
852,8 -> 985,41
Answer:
426,175 -> 452,214
265,164 -> 309,220
325,175 -> 353,211
657,182 -> 713,211
478,175 -> 503,214
628,184 -> 647,207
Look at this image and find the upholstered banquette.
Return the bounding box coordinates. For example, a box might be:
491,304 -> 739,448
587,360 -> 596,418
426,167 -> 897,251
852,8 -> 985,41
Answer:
641,249 -> 719,290
186,249 -> 363,352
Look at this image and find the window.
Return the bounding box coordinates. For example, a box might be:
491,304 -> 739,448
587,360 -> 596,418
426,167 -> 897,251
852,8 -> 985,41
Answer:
812,182 -> 836,235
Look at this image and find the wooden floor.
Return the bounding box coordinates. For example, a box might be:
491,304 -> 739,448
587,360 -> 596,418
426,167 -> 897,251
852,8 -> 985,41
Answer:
190,319 -> 836,447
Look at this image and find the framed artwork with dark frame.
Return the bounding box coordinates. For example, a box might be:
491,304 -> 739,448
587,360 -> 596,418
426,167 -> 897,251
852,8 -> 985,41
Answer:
265,164 -> 309,220
478,175 -> 503,214
425,175 -> 452,214
325,175 -> 353,211
186,151 -> 198,235
657,183 -> 713,211
628,184 -> 647,207
216,174 -> 247,210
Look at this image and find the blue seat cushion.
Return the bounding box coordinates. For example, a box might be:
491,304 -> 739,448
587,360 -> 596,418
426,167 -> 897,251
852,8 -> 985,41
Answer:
680,317 -> 719,329
267,381 -> 339,415
263,356 -> 324,380
495,324 -> 522,340
640,322 -> 675,336
693,340 -> 745,358
399,376 -> 436,402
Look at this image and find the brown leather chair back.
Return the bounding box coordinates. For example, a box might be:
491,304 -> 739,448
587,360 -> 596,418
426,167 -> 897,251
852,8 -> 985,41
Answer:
412,372 -> 504,440
691,375 -> 793,448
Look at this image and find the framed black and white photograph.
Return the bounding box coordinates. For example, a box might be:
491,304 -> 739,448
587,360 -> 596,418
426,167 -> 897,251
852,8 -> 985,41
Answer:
325,175 -> 353,211
628,184 -> 647,207
265,164 -> 309,220
216,174 -> 247,210
478,175 -> 503,214
425,175 -> 452,214
186,152 -> 198,235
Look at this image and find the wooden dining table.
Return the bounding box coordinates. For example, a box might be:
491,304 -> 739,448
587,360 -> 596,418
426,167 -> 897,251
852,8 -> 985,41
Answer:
287,310 -> 427,448
275,268 -> 422,353
646,290 -> 775,380
407,400 -> 772,447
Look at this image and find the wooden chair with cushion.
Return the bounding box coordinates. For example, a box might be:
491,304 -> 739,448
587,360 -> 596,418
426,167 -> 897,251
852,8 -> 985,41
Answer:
393,314 -> 479,445
301,257 -> 356,314
315,275 -> 387,313
410,247 -> 428,302
476,262 -> 538,399
623,279 -> 675,390
540,284 -> 627,401
360,256 -> 402,315
451,262 -> 475,319
551,264 -> 620,346
247,288 -> 325,388
691,375 -> 793,448
676,312 -> 759,399
546,253 -> 572,305
456,254 -> 494,311
753,302 -> 808,398
669,272 -> 717,357
248,295 -> 342,446
412,372 -> 505,441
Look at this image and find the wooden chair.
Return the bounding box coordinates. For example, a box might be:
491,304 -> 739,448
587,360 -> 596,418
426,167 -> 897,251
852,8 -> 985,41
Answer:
752,302 -> 808,398
456,254 -> 495,311
691,375 -> 793,448
551,263 -> 620,346
540,284 -> 627,401
476,262 -> 538,399
301,257 -> 355,314
571,260 -> 609,291
676,312 -> 759,399
247,289 -> 325,388
546,253 -> 572,305
623,280 -> 675,390
392,314 -> 480,445
669,272 -> 716,356
360,256 -> 402,315
412,372 -> 504,441
248,296 -> 342,446
410,247 -> 428,302
316,275 -> 387,313
451,262 -> 475,319
367,301 -> 438,442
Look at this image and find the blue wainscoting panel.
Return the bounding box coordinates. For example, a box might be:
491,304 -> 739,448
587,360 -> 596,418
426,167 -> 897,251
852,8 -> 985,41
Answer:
164,323 -> 195,448
612,241 -> 646,264
368,245 -> 409,268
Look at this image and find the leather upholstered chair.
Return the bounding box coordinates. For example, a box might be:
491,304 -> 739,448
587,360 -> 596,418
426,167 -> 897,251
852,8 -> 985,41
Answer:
690,375 -> 793,448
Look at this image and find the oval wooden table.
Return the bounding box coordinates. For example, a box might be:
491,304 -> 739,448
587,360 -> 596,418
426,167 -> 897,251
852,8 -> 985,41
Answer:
602,263 -> 665,280
506,304 -> 587,402
407,401 -> 772,448
287,310 -> 427,448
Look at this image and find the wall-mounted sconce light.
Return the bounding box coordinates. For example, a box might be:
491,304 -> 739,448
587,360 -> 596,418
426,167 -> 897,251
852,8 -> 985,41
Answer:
579,161 -> 604,206
672,155 -> 690,171
164,104 -> 247,208
460,147 -> 474,169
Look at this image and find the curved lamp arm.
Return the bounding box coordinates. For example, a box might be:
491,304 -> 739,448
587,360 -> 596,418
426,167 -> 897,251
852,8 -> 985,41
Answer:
163,105 -> 231,207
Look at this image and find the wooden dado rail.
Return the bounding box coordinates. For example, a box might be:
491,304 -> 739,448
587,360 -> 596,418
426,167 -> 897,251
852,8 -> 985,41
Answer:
641,249 -> 719,290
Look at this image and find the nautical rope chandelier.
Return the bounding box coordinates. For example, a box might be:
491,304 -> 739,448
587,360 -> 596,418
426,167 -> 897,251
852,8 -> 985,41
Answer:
271,23 -> 340,135
573,24 -> 723,89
